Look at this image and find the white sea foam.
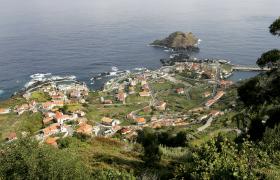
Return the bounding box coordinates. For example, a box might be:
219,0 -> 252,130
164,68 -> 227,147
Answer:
111,66 -> 119,72
108,72 -> 117,76
25,73 -> 77,88
133,67 -> 146,71
0,89 -> 4,95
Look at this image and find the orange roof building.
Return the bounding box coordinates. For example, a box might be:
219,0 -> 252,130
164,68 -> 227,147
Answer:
42,102 -> 54,110
43,117 -> 54,125
101,117 -> 119,126
0,108 -> 10,114
55,111 -> 71,123
55,111 -> 63,119
120,128 -> 131,135
6,132 -> 17,141
101,117 -> 113,125
52,100 -> 64,107
45,137 -> 59,147
205,91 -> 225,107
220,80 -> 233,89
76,123 -> 93,135
135,117 -> 146,125
42,101 -> 63,110
42,123 -> 60,137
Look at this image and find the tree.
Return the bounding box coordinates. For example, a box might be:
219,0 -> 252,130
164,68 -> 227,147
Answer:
157,131 -> 187,147
257,17 -> 280,68
174,137 -> 270,179
174,131 -> 187,147
237,76 -> 264,106
137,128 -> 162,166
261,124 -> 280,154
91,169 -> 136,180
237,17 -> 280,141
256,49 -> 280,68
247,118 -> 265,141
269,17 -> 280,36
0,138 -> 90,180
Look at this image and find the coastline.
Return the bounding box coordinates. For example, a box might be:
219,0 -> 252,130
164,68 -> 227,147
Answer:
0,57 -> 265,102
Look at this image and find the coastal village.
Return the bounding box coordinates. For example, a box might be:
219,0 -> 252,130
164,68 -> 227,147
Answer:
0,60 -> 235,147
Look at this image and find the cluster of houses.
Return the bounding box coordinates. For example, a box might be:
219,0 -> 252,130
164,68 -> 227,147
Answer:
101,74 -> 153,105
149,118 -> 187,128
138,76 -> 151,97
125,100 -> 167,126
36,83 -> 92,144
188,106 -> 224,124
124,75 -> 152,98
118,117 -> 190,140
174,61 -> 233,80
1,63 -> 235,144
14,100 -> 38,115
174,62 -> 217,79
3,82 -> 94,145
204,80 -> 233,108
126,112 -> 147,126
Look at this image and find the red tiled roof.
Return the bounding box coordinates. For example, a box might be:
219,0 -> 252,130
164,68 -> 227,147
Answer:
43,123 -> 60,135
43,117 -> 53,124
136,117 -> 146,124
0,108 -> 8,113
55,111 -> 63,119
45,137 -> 59,147
77,123 -> 92,134
6,132 -> 17,141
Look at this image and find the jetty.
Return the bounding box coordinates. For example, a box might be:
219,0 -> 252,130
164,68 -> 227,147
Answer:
232,65 -> 270,71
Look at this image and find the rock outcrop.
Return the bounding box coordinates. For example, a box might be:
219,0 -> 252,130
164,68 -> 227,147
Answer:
151,32 -> 199,50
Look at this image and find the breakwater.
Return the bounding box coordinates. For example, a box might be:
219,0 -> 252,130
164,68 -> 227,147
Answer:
232,65 -> 270,72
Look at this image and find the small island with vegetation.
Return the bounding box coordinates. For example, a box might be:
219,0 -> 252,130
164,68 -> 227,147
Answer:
151,31 -> 200,51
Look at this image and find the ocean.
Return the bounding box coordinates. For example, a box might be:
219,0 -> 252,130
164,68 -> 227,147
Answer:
0,0 -> 279,99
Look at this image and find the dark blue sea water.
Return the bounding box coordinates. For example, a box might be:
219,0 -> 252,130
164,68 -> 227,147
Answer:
0,0 -> 279,100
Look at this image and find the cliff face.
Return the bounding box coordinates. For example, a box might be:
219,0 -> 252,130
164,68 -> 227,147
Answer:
151,32 -> 199,49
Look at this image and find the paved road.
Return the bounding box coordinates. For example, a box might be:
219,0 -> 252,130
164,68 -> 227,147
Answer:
197,117 -> 213,132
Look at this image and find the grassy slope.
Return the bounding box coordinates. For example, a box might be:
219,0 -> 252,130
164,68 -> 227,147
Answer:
0,96 -> 42,140
58,136 -> 144,174
85,91 -> 150,125
30,91 -> 51,102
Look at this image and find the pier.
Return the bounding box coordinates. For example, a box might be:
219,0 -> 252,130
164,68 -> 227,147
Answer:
232,65 -> 270,71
